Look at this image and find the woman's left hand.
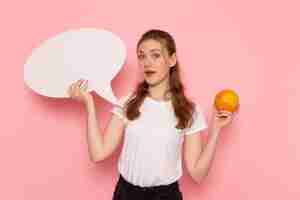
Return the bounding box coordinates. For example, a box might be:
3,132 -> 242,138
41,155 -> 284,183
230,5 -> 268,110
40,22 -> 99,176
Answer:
211,107 -> 237,130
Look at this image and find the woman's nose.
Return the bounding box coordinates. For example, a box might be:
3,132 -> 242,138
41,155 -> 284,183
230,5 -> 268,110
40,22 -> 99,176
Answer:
143,57 -> 153,67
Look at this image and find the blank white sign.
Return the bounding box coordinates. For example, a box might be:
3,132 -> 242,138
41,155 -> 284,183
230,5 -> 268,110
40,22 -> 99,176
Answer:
24,28 -> 127,105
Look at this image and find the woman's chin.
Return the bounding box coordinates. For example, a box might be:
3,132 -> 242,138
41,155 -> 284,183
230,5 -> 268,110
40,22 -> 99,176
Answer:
144,77 -> 155,84
145,75 -> 168,87
145,79 -> 156,86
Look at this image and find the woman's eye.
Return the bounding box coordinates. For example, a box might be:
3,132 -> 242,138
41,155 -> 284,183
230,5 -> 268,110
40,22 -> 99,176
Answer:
138,55 -> 145,59
153,54 -> 160,58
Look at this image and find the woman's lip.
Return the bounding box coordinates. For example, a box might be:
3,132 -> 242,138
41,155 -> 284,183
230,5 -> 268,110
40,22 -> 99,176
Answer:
144,71 -> 156,74
144,71 -> 156,76
144,70 -> 156,73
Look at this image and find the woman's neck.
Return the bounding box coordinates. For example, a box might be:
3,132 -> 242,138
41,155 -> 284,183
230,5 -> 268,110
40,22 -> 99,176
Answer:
147,79 -> 171,101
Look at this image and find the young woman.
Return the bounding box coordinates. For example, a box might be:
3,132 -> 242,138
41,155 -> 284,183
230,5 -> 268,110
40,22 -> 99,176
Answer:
68,29 -> 236,200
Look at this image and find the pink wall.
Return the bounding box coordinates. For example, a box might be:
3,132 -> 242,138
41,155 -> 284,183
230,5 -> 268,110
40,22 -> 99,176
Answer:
1,0 -> 299,199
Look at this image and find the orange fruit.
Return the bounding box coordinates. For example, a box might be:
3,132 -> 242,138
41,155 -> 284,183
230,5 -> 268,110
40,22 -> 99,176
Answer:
214,89 -> 239,113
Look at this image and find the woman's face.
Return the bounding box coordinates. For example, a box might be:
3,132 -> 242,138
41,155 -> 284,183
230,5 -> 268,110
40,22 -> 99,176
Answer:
137,39 -> 176,86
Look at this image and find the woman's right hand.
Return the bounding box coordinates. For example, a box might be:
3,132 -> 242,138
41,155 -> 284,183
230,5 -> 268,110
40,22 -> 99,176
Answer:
68,79 -> 93,105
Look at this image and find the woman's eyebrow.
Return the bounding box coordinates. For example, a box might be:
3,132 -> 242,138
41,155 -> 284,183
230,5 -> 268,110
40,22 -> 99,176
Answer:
138,48 -> 161,54
150,49 -> 161,52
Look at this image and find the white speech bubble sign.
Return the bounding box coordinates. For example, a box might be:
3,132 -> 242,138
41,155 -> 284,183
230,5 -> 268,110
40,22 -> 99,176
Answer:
24,28 -> 127,105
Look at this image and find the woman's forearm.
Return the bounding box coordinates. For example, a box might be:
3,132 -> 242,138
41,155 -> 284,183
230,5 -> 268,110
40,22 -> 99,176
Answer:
193,126 -> 221,183
85,99 -> 105,162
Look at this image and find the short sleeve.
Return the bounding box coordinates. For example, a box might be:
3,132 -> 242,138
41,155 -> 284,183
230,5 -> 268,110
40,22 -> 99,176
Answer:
110,91 -> 134,125
183,105 -> 208,135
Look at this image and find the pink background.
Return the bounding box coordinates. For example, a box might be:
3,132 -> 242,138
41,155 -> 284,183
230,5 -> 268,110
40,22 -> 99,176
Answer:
1,0 -> 299,199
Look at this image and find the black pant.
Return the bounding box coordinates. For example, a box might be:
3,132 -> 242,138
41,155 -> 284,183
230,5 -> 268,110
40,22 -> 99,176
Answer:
112,174 -> 183,200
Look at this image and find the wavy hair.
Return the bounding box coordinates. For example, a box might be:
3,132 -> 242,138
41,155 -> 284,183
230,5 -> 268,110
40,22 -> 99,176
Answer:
124,29 -> 196,130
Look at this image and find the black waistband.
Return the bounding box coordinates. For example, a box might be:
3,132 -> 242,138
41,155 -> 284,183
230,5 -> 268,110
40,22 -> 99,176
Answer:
118,174 -> 179,192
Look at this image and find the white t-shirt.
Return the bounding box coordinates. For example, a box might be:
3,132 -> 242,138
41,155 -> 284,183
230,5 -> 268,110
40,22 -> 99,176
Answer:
110,91 -> 208,187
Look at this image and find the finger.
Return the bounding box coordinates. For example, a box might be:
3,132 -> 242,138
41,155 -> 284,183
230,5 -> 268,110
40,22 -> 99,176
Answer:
78,79 -> 85,88
217,112 -> 231,118
75,79 -> 81,86
75,80 -> 83,91
213,106 -> 218,113
212,107 -> 218,116
218,111 -> 232,118
75,80 -> 81,88
217,115 -> 229,119
218,110 -> 232,115
80,80 -> 87,89
216,111 -> 228,116
81,81 -> 88,91
76,80 -> 83,90
74,83 -> 81,96
78,80 -> 86,92
70,83 -> 75,97
67,85 -> 73,97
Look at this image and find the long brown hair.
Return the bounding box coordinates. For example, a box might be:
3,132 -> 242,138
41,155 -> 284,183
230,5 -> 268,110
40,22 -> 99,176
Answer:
124,29 -> 196,130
